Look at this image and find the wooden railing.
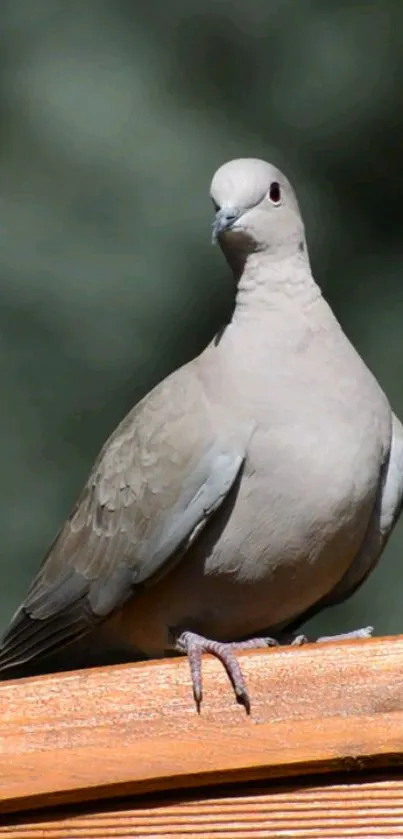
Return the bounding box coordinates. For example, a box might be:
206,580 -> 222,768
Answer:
1,635 -> 403,836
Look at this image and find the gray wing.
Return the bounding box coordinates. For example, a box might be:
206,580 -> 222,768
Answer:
323,412 -> 403,607
0,365 -> 248,673
282,412 -> 403,637
283,411 -> 403,641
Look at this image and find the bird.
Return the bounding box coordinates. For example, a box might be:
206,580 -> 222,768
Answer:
0,157 -> 402,712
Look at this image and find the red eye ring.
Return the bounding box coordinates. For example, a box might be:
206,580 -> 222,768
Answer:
269,182 -> 281,204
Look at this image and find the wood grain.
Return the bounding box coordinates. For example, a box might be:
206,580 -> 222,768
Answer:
2,776 -> 403,838
1,636 -> 403,814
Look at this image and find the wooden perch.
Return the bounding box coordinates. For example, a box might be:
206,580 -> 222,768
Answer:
1,635 -> 403,836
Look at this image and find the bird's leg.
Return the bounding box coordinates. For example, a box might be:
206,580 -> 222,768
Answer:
286,626 -> 374,645
315,626 -> 374,642
172,629 -> 279,713
172,625 -> 373,711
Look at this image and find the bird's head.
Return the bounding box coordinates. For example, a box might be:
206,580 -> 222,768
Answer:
210,158 -> 306,273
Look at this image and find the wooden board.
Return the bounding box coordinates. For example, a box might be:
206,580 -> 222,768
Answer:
2,775 -> 403,837
1,636 -> 403,815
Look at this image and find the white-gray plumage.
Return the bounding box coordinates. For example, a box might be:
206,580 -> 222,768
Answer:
1,158 -> 402,709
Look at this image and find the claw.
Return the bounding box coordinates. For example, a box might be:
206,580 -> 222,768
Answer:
316,626 -> 374,643
173,629 -> 278,712
280,626 -> 374,645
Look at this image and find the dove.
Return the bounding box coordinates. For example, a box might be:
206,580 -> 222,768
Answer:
0,157 -> 402,713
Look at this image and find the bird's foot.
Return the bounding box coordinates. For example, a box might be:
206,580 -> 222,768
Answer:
288,626 -> 374,645
173,629 -> 279,713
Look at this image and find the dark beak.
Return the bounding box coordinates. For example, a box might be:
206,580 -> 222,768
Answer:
212,207 -> 240,243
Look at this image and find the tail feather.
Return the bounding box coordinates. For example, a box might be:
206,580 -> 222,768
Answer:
0,598 -> 96,675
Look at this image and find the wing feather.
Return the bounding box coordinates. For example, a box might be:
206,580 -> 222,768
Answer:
0,364 -> 248,674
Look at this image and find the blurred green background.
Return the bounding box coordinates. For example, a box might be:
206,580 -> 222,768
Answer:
0,0 -> 402,643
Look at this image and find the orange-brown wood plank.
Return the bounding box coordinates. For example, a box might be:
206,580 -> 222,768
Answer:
2,776 -> 403,837
1,636 -> 403,814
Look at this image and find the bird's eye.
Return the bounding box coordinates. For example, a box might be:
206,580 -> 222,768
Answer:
269,182 -> 281,204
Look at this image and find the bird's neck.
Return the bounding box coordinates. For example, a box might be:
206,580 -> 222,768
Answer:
232,248 -> 321,323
